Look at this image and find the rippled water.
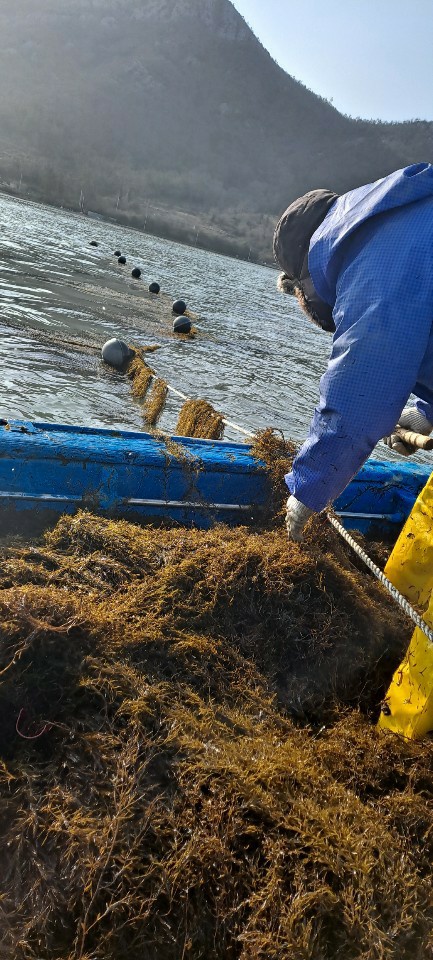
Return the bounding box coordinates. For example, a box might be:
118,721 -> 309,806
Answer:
0,192 -> 419,462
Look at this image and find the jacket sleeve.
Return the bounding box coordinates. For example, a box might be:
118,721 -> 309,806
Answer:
285,245 -> 433,512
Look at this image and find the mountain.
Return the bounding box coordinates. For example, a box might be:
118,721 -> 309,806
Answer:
0,0 -> 432,261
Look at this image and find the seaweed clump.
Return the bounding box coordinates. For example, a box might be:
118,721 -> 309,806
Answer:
1,509 -> 432,960
126,351 -> 154,400
252,427 -> 297,520
143,376 -> 168,427
123,350 -> 169,427
176,398 -> 225,439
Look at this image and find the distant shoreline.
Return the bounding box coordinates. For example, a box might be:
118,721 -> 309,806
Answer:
0,185 -> 276,270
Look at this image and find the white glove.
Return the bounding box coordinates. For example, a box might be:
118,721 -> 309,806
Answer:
383,406 -> 433,456
286,495 -> 314,542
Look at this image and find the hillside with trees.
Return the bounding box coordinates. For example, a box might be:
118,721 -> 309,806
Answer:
0,0 -> 431,261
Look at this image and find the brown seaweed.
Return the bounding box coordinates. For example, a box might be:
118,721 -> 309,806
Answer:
126,352 -> 154,400
143,377 -> 168,427
176,398 -> 225,439
1,506 -> 430,960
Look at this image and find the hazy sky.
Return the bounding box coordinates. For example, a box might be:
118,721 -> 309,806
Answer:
231,0 -> 433,122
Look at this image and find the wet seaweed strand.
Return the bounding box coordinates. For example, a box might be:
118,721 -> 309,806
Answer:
251,427 -> 297,522
143,377 -> 168,427
126,351 -> 155,401
124,349 -> 169,427
176,398 -> 225,440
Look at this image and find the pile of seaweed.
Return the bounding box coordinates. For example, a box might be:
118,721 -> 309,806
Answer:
2,491 -> 433,959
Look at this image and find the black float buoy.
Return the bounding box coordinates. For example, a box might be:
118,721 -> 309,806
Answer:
114,250 -> 122,257
148,281 -> 160,294
89,240 -> 99,247
172,298 -> 187,315
173,316 -> 191,334
118,255 -> 127,265
101,338 -> 134,369
131,267 -> 141,279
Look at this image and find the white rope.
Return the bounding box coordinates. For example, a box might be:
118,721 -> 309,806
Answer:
219,418 -> 254,439
327,513 -> 433,643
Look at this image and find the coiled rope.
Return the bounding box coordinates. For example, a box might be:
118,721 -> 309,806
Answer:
327,513 -> 433,643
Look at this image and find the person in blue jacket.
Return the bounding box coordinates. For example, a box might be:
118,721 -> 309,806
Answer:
273,163 -> 433,541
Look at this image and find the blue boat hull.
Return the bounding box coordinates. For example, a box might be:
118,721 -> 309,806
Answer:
0,420 -> 270,534
333,458 -> 432,537
0,419 -> 431,538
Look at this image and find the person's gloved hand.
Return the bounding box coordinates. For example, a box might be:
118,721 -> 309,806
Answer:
286,495 -> 314,542
383,406 -> 433,456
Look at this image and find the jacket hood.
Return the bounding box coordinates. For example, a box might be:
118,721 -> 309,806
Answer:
273,189 -> 338,281
273,189 -> 339,330
309,163 -> 433,306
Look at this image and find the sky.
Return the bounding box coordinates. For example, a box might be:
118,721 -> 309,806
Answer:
231,0 -> 433,122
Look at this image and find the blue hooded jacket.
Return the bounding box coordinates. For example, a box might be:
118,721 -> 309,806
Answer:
285,163 -> 433,512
